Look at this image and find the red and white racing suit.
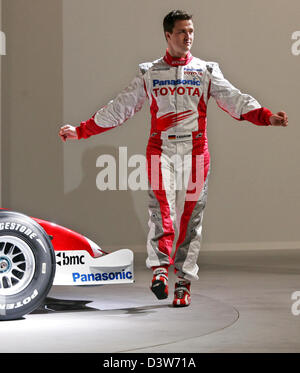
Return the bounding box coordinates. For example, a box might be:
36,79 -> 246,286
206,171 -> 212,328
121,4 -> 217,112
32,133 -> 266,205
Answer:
76,49 -> 273,281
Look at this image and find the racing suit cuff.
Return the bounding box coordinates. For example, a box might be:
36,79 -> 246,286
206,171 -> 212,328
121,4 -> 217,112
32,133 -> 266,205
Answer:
76,124 -> 86,139
151,265 -> 170,272
241,107 -> 273,126
76,116 -> 112,139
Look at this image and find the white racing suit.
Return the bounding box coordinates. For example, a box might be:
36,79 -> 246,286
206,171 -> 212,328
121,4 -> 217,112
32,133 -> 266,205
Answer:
76,49 -> 273,281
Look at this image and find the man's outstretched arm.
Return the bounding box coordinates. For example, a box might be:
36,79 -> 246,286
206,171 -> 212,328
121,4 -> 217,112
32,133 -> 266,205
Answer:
208,62 -> 288,127
59,71 -> 146,142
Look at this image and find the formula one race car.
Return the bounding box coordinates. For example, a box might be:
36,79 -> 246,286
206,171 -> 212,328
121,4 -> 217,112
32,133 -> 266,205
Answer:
0,209 -> 134,320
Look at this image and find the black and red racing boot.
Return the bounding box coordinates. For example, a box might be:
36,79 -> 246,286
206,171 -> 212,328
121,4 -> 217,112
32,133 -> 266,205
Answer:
173,279 -> 191,307
150,267 -> 169,300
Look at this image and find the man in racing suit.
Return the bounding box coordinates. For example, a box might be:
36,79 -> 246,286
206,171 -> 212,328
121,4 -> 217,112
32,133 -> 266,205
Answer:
59,10 -> 288,307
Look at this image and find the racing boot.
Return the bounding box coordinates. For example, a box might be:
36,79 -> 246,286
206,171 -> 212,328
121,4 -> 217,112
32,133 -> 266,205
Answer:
150,266 -> 169,300
173,278 -> 191,307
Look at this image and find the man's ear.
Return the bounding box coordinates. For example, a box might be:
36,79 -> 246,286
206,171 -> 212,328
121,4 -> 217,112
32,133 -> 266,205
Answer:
165,31 -> 171,41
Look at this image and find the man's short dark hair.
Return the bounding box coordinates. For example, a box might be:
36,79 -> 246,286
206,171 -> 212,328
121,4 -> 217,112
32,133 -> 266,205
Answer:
163,10 -> 193,34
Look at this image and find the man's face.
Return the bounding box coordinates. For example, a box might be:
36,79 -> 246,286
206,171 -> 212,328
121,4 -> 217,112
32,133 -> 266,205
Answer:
165,19 -> 194,57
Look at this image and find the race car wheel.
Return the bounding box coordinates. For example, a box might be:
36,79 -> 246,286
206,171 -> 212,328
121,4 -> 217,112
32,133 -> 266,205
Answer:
0,210 -> 55,320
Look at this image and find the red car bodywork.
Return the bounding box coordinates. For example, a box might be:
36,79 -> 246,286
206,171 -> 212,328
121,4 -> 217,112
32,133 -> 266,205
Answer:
0,208 -> 105,258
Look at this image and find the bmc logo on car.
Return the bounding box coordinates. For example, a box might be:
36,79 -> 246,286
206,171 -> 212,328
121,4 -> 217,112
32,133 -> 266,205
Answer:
56,252 -> 85,266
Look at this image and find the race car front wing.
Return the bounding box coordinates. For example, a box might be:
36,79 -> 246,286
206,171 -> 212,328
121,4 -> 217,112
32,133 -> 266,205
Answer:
53,248 -> 134,286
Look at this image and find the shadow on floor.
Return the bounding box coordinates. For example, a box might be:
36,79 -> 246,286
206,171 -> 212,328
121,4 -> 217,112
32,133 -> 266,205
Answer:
31,297 -> 172,315
31,297 -> 97,314
117,303 -> 173,315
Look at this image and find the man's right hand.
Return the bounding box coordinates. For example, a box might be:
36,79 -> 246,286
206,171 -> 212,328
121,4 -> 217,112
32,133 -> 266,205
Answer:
269,111 -> 288,127
59,124 -> 79,142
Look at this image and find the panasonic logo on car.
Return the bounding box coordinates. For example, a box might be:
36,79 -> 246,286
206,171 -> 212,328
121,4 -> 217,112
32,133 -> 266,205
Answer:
72,270 -> 133,283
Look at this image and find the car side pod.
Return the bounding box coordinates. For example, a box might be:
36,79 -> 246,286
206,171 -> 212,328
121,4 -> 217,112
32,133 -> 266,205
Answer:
53,248 -> 134,286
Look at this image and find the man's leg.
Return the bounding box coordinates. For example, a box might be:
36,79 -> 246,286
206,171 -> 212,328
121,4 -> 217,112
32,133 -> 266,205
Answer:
145,140 -> 176,299
172,139 -> 210,306
173,180 -> 208,281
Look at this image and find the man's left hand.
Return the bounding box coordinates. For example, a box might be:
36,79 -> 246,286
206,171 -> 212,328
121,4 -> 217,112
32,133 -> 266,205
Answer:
270,111 -> 288,127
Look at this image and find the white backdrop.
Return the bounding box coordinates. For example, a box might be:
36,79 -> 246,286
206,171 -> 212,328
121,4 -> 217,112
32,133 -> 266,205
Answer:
2,0 -> 300,251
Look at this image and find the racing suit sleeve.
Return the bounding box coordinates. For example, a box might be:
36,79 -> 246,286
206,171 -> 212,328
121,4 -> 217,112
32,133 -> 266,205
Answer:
76,70 -> 147,139
209,63 -> 272,126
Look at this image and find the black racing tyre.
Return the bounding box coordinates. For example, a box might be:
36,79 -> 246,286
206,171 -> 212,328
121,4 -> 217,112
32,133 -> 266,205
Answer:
0,210 -> 56,320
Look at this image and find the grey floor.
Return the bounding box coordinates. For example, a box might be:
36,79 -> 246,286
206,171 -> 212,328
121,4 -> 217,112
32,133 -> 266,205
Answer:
0,249 -> 299,353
